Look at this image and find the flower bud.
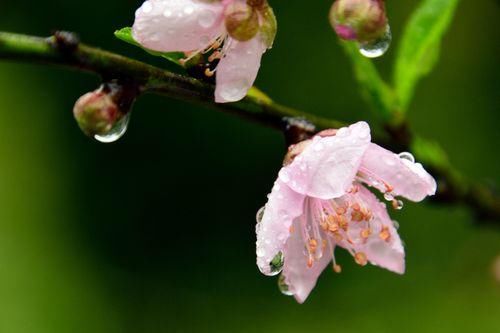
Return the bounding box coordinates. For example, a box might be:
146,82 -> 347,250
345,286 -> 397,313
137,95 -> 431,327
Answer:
329,0 -> 388,43
225,3 -> 260,42
73,89 -> 119,137
73,82 -> 137,143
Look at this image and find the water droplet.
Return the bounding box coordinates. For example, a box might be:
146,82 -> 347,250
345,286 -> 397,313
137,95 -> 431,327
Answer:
313,142 -> 324,152
256,206 -> 265,224
219,80 -> 249,102
198,9 -> 217,28
398,152 -> 415,163
359,25 -> 391,58
278,274 -> 293,296
142,1 -> 153,14
393,220 -> 400,230
337,127 -> 350,137
269,252 -> 284,276
184,6 -> 194,15
392,199 -> 404,210
384,192 -> 394,201
150,33 -> 160,42
94,113 -> 131,143
383,156 -> 396,166
280,170 -> 290,183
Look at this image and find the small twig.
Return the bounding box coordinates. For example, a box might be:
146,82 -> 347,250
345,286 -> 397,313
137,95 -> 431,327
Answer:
0,31 -> 498,224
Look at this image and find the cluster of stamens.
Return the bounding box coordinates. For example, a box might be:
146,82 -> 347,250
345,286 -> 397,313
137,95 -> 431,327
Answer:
179,35 -> 228,78
294,182 -> 396,273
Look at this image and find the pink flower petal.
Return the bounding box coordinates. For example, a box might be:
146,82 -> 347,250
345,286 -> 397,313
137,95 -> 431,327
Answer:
132,0 -> 225,52
353,185 -> 405,274
256,179 -> 305,276
279,122 -> 371,200
360,144 -> 437,202
215,37 -> 267,103
282,219 -> 333,303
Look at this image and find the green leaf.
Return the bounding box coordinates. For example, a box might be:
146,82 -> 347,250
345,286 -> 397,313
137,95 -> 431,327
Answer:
341,42 -> 395,119
394,0 -> 460,111
114,27 -> 185,66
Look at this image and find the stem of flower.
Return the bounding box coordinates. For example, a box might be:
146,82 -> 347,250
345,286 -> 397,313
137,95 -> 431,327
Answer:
0,31 -> 498,224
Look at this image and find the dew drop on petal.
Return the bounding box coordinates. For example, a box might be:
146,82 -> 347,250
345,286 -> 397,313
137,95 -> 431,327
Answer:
94,113 -> 131,143
398,152 -> 415,163
280,170 -> 290,183
278,274 -> 293,296
184,6 -> 194,15
393,220 -> 400,230
256,206 -> 265,224
219,80 -> 249,102
198,9 -> 217,28
142,1 -> 153,14
359,25 -> 392,58
384,192 -> 394,201
269,252 -> 285,276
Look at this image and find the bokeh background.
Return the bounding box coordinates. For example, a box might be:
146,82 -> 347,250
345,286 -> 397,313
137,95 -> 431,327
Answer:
1,0 -> 499,332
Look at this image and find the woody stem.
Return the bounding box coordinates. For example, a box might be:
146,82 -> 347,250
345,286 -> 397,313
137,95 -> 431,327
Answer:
0,31 -> 498,224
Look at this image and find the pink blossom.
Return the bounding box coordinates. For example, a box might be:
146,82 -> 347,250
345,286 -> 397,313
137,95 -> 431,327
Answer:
132,0 -> 276,103
256,122 -> 436,303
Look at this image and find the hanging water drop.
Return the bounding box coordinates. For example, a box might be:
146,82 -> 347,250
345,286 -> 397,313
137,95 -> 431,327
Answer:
359,25 -> 391,58
94,113 -> 131,143
269,252 -> 285,276
278,274 -> 293,296
392,199 -> 404,210
398,151 -> 415,163
384,192 -> 394,202
256,206 -> 265,224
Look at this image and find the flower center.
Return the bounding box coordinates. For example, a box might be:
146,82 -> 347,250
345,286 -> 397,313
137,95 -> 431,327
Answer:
297,184 -> 394,272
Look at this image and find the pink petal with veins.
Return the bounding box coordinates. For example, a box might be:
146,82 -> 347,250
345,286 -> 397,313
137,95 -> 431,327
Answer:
279,122 -> 371,200
133,0 -> 225,52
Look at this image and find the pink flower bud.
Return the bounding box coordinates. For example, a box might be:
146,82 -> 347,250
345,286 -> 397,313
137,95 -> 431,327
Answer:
329,0 -> 388,43
73,82 -> 137,142
73,89 -> 120,137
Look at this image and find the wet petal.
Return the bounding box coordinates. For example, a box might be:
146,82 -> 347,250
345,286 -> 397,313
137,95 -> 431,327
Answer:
355,185 -> 405,274
360,144 -> 436,202
215,37 -> 267,103
280,122 -> 371,200
282,219 -> 333,303
256,179 -> 305,276
133,0 -> 225,52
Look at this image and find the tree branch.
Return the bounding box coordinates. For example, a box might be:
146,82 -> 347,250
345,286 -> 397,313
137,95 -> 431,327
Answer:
0,31 -> 498,224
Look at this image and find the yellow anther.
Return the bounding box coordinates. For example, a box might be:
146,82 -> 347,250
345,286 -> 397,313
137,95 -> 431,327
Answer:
308,239 -> 318,253
361,228 -> 372,239
307,256 -> 314,268
336,207 -> 346,215
354,252 -> 368,266
208,51 -> 222,63
379,226 -> 391,242
333,264 -> 342,273
204,68 -> 215,77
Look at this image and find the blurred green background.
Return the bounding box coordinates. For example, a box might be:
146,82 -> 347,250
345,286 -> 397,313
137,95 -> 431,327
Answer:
0,1 -> 499,332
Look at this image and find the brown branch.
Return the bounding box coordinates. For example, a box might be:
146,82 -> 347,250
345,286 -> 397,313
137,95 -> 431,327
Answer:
0,31 -> 498,224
